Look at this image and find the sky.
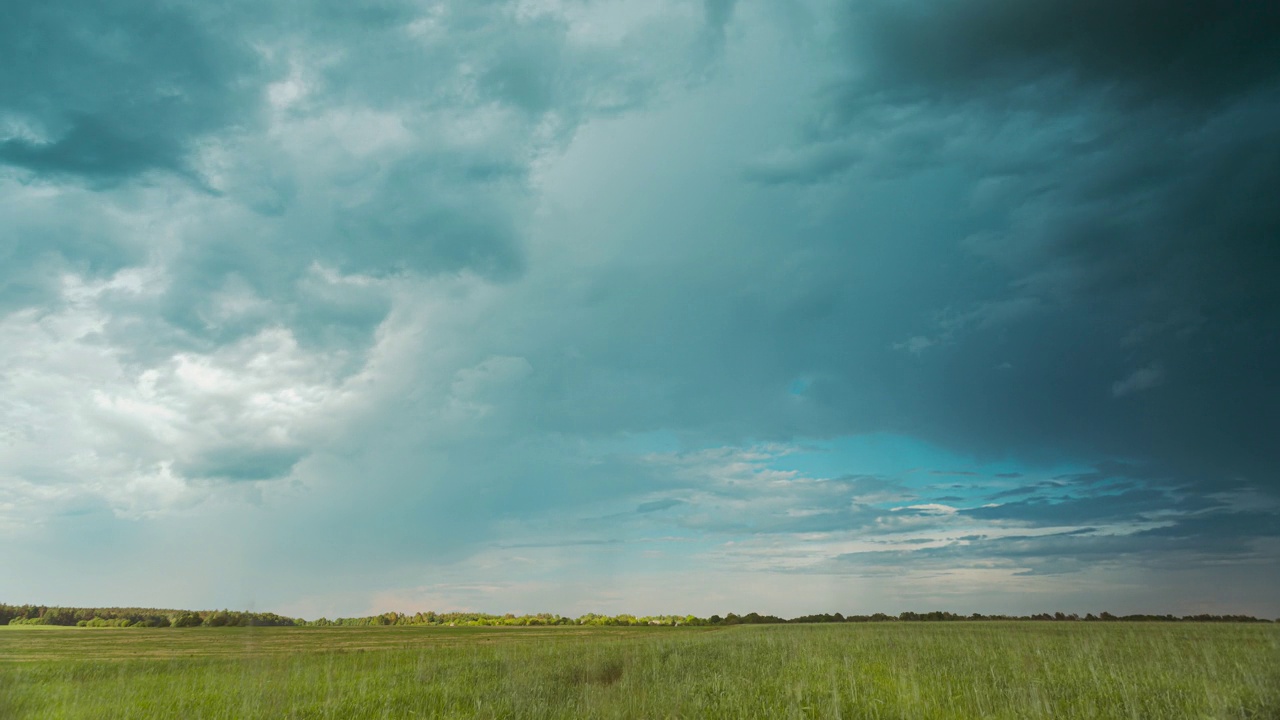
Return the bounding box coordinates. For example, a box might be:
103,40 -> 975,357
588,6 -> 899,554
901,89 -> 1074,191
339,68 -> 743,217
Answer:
1,0 -> 1278,620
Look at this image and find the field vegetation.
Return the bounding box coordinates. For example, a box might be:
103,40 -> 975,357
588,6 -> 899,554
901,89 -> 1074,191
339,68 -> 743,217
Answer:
2,621 -> 1277,718
3,602 -> 1271,628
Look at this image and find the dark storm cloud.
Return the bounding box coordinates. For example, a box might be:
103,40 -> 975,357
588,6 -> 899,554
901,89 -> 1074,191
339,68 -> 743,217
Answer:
933,116 -> 1277,493
1136,510 -> 1280,553
1053,461 -> 1172,486
848,0 -> 1280,109
802,0 -> 1280,506
0,0 -> 263,181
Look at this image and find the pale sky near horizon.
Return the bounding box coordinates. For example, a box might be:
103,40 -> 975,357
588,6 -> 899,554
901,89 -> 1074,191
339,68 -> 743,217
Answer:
2,0 -> 1279,620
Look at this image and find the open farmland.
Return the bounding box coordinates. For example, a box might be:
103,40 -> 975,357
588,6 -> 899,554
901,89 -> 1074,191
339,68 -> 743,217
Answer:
1,622 -> 1277,719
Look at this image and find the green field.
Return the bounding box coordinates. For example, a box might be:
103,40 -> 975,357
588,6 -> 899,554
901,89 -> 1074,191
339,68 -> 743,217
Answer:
1,623 -> 1277,719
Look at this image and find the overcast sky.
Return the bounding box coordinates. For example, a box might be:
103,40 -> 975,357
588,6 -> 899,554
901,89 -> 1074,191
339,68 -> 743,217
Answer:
2,0 -> 1278,619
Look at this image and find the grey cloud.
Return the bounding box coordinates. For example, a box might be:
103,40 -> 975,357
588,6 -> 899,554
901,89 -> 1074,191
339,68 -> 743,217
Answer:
1054,461 -> 1168,485
964,487 -> 1221,527
0,0 -> 747,392
289,277 -> 395,355
497,539 -> 623,549
986,485 -> 1046,501
848,0 -> 1280,110
309,2 -> 667,119
742,142 -> 859,185
756,0 -> 1280,499
0,187 -> 151,311
177,446 -> 306,482
330,156 -> 527,280
832,504 -> 1280,577
477,18 -> 575,115
1135,510 -> 1280,553
0,0 -> 265,181
3,0 -> 724,335
0,115 -> 181,180
4,0 -> 1277,614
681,504 -> 884,535
704,0 -> 737,38
636,498 -> 684,514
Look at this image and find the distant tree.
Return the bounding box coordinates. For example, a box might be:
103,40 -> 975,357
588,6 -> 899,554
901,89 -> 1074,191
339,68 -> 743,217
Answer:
171,612 -> 202,628
41,607 -> 76,626
204,610 -> 231,627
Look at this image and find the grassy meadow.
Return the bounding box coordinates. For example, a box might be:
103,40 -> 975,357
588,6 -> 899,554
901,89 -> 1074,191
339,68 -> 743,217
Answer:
1,622 -> 1277,719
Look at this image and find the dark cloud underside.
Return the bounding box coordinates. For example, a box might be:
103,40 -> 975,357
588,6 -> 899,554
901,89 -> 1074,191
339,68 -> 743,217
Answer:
804,0 -> 1280,496
850,0 -> 1280,108
0,1 -> 262,180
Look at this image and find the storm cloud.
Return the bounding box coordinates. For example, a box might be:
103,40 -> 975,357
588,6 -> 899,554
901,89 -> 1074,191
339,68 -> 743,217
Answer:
1,0 -> 1276,618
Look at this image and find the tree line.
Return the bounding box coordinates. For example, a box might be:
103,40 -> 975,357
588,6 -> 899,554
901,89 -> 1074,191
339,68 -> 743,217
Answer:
0,604 -> 298,628
3,603 -> 1272,628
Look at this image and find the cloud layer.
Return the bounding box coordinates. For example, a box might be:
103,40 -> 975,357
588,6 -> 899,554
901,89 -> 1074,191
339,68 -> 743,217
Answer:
1,0 -> 1277,618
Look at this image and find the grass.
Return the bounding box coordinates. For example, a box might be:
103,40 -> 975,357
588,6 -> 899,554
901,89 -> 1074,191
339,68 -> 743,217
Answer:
1,623 -> 1277,718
